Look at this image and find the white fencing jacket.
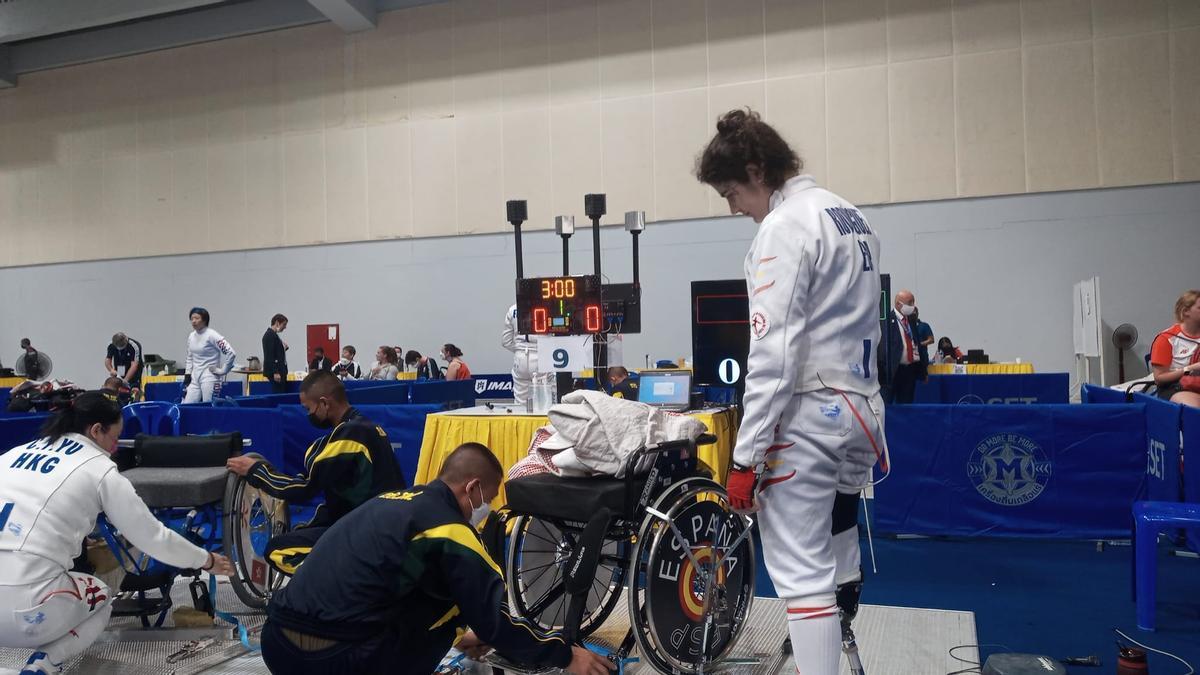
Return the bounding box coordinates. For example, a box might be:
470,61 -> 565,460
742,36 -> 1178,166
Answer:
185,327 -> 236,377
734,175 -> 883,468
0,433 -> 209,583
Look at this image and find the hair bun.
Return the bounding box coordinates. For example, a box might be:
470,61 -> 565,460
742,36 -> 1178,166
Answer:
716,108 -> 761,137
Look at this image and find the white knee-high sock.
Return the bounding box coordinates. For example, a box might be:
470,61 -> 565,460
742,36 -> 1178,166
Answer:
786,594 -> 842,675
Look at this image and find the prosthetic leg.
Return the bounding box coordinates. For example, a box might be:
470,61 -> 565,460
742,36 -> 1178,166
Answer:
833,491 -> 866,675
838,578 -> 866,675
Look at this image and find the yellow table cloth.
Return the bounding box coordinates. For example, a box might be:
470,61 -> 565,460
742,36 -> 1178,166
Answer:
927,363 -> 1034,375
414,408 -> 738,506
0,377 -> 27,388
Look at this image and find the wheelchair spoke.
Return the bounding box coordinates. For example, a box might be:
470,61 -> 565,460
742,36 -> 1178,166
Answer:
520,557 -> 558,595
518,560 -> 560,575
526,574 -> 566,618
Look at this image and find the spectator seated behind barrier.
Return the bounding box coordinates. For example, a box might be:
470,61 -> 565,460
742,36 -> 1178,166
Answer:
1149,289 -> 1200,408
441,344 -> 472,381
404,350 -> 442,380
936,337 -> 963,364
309,347 -> 333,373
333,346 -> 363,380
368,346 -> 400,381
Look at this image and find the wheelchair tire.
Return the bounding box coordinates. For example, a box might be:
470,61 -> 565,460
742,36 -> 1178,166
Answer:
629,479 -> 756,674
505,515 -> 627,638
222,455 -> 290,609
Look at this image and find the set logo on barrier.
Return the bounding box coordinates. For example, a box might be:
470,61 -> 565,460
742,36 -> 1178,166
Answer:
967,433 -> 1052,506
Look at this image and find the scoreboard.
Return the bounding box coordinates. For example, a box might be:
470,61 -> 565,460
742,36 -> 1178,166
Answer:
515,275 -> 604,335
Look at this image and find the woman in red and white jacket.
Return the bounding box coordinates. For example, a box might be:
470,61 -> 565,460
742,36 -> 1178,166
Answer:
1149,289 -> 1200,407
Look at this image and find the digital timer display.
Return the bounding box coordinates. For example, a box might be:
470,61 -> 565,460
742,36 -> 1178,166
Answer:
516,275 -> 604,335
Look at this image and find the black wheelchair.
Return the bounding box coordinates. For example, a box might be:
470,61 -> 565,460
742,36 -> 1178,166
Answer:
494,434 -> 757,673
98,432 -> 290,627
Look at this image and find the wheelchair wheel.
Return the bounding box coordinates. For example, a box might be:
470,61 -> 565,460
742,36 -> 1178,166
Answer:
629,479 -> 756,674
505,515 -> 627,638
222,455 -> 290,609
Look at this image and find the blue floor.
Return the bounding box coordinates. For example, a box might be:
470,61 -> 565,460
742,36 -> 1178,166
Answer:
753,533 -> 1199,672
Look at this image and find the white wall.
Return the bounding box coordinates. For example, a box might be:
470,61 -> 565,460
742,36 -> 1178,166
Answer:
1,180 -> 1197,388
2,0 -> 1199,267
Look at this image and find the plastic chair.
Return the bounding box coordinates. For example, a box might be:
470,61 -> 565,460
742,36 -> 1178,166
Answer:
123,401 -> 181,437
1133,500 -> 1200,630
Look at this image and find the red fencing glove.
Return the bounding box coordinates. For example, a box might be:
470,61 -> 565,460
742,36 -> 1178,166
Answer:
726,464 -> 759,513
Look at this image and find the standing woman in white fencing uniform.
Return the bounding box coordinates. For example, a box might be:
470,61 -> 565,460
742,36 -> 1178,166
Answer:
182,307 -> 236,403
696,109 -> 886,675
502,304 -> 539,406
0,392 -> 233,675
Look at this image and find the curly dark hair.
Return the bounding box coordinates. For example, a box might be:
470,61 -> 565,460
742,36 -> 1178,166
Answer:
695,109 -> 801,190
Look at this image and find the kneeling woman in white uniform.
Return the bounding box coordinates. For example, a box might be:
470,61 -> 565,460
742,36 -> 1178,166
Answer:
183,307 -> 237,403
696,110 -> 886,675
0,392 -> 233,675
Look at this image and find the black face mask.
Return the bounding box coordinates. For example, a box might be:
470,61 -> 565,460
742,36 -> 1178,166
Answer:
308,401 -> 334,429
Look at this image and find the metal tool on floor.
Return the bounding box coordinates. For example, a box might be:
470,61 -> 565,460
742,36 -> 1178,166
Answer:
166,638 -> 216,664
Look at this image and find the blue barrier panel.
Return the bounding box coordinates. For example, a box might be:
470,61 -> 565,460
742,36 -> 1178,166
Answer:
1184,406 -> 1200,553
0,414 -> 51,456
1081,383 -> 1128,404
346,383 -> 411,405
942,373 -> 1069,404
234,392 -> 301,408
410,380 -> 476,408
913,378 -> 940,403
343,380 -> 403,391
358,404 -> 442,486
915,374 -> 1070,405
144,382 -> 183,402
1132,393 -> 1182,502
0,388 -> 9,411
875,403 -> 1146,538
179,407 -> 284,470
145,381 -> 245,401
277,404 -> 441,488
249,380 -> 301,396
472,373 -> 514,398
232,395 -> 289,409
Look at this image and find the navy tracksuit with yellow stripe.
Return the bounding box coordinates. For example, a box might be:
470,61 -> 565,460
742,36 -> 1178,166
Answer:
244,407 -> 405,574
261,480 -> 573,674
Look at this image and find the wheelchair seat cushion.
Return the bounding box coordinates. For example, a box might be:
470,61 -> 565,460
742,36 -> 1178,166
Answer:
505,473 -> 647,522
123,466 -> 229,508
134,433 -> 241,468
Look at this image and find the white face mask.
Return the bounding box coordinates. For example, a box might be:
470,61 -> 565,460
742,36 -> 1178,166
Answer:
469,482 -> 491,528
899,304 -> 916,317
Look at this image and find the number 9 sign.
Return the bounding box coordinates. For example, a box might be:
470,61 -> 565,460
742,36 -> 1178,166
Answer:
537,336 -> 593,372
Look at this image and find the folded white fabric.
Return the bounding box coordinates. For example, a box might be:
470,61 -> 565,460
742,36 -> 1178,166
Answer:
541,390 -> 707,478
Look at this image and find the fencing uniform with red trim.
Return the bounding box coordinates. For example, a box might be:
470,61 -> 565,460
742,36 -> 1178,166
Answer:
0,434 -> 210,673
734,175 -> 884,675
183,327 -> 236,403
